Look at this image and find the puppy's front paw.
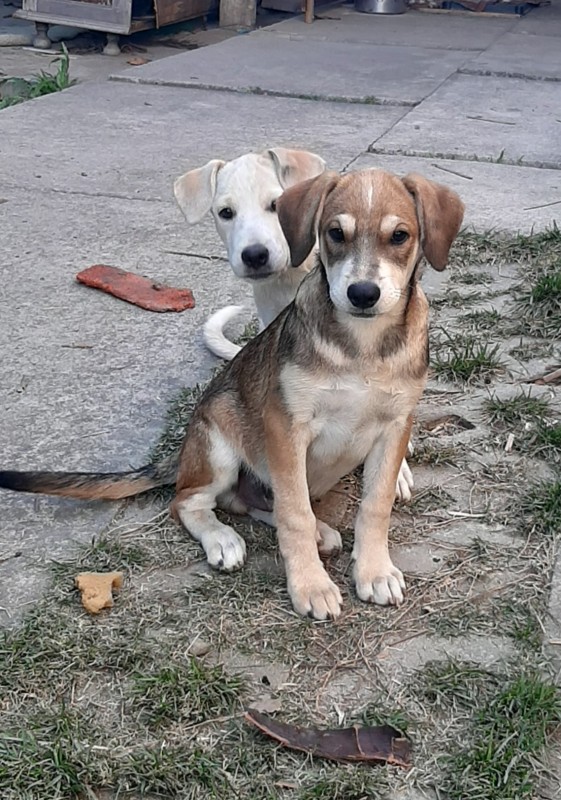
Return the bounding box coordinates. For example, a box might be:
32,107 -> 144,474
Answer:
354,560 -> 405,606
316,521 -> 343,557
288,566 -> 343,620
202,526 -> 246,572
395,458 -> 414,503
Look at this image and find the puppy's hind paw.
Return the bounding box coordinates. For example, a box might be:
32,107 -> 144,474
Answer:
316,521 -> 343,557
395,458 -> 414,503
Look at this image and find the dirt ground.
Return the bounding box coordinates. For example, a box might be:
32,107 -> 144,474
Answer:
1,228 -> 561,799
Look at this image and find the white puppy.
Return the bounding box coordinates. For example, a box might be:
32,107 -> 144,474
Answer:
174,147 -> 325,360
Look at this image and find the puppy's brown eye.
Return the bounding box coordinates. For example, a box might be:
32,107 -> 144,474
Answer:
219,207 -> 234,220
328,227 -> 345,243
269,199 -> 277,212
391,230 -> 409,245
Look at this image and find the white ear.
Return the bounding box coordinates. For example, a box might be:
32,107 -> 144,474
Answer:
267,147 -> 326,189
173,159 -> 225,225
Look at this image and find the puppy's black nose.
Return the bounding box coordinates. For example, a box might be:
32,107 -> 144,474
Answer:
241,244 -> 270,270
347,281 -> 381,309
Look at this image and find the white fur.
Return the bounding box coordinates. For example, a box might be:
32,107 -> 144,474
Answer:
175,427 -> 246,571
202,305 -> 246,361
174,149 -> 325,360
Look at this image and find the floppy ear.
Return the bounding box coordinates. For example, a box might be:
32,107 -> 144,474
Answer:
267,147 -> 326,189
173,159 -> 225,225
402,173 -> 465,271
276,171 -> 340,268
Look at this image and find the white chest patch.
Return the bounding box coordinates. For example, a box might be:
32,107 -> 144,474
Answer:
281,364 -> 411,468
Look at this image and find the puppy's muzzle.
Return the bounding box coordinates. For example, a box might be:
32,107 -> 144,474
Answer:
347,281 -> 381,310
241,244 -> 270,272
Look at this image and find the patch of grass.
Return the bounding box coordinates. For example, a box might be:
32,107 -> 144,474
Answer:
443,671 -> 561,800
149,383 -> 206,464
131,659 -> 244,728
535,422 -> 561,452
53,535 -> 151,585
485,393 -> 551,425
235,317 -> 259,347
360,702 -> 411,737
409,441 -> 461,467
432,332 -> 503,384
459,308 -> 503,332
450,226 -> 561,270
406,485 -> 453,514
512,268 -> 561,339
508,339 -> 555,361
115,744 -> 229,798
485,392 -> 551,428
415,659 -> 500,712
432,289 -> 484,309
0,706 -> 107,800
0,46 -> 75,110
454,270 -> 493,286
298,773 -> 388,800
517,480 -> 561,538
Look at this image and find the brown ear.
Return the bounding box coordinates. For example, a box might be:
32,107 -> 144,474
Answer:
276,171 -> 340,267
267,147 -> 326,189
402,173 -> 464,271
173,159 -> 225,225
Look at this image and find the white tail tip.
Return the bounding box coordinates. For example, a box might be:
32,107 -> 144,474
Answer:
203,305 -> 245,361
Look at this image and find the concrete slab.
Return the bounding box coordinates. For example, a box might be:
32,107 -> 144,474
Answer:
0,81 -> 405,199
371,73 -> 561,170
349,152 -> 561,232
0,495 -> 116,626
0,185 -> 254,620
265,6 -> 516,50
461,32 -> 561,81
111,32 -> 473,105
0,42 -> 187,84
516,2 -> 561,37
0,188 -> 250,473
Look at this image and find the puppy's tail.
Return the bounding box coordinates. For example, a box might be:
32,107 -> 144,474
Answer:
203,305 -> 244,361
0,452 -> 178,501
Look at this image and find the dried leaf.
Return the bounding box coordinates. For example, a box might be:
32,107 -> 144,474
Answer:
526,366 -> 561,386
244,709 -> 412,767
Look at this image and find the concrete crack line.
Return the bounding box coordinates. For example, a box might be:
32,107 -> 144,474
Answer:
1,183 -> 172,205
365,102 -> 420,157
367,147 -> 561,173
459,67 -> 561,83
108,75 -> 417,108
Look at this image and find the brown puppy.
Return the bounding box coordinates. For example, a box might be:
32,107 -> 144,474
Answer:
0,169 -> 464,621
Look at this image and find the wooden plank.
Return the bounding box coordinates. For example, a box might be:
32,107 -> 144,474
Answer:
154,0 -> 215,28
219,0 -> 256,27
17,0 -> 133,33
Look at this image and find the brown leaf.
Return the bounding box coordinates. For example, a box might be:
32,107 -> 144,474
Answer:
244,709 -> 412,767
526,366 -> 561,386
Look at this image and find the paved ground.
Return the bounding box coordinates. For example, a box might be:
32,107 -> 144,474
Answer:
0,3 -> 560,794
